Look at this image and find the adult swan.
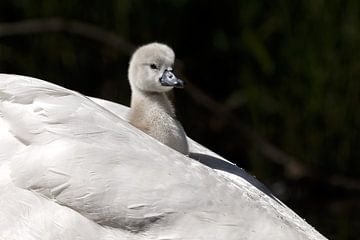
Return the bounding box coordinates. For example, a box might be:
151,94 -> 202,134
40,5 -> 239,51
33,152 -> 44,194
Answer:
0,43 -> 326,240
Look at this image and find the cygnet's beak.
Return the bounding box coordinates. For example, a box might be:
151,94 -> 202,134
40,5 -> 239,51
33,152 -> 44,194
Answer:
159,70 -> 184,88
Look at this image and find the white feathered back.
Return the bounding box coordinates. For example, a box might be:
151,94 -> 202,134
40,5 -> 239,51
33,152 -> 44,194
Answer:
0,74 -> 326,239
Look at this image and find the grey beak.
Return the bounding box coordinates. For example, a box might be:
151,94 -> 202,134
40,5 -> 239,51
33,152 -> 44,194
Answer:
159,70 -> 184,88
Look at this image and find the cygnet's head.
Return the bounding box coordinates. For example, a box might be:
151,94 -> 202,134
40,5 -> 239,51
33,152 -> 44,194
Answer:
128,43 -> 184,93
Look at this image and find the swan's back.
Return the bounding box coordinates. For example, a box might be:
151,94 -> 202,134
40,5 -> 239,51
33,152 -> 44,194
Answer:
0,74 -> 326,240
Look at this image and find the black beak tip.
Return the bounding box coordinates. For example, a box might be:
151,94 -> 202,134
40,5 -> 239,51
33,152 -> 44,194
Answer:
159,70 -> 185,88
175,79 -> 185,88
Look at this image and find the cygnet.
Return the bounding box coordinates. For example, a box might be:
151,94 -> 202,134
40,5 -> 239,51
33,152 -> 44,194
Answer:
127,43 -> 189,155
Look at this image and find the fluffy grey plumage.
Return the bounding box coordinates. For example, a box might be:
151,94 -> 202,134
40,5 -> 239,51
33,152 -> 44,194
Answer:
127,43 -> 189,155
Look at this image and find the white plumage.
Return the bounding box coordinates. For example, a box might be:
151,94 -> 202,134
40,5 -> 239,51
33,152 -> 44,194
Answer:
0,44 -> 326,240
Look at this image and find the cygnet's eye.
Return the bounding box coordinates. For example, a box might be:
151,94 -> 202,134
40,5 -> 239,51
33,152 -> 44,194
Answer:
150,64 -> 158,70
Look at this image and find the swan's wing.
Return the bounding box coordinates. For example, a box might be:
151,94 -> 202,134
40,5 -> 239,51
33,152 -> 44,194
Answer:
0,74 -> 326,239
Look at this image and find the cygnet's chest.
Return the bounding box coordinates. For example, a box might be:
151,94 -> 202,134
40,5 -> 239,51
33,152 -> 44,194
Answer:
144,107 -> 189,155
128,92 -> 189,155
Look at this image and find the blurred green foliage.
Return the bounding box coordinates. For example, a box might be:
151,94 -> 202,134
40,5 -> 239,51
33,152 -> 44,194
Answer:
0,0 -> 359,239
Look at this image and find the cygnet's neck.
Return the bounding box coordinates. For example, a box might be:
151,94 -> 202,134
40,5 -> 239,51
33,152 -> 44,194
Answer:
130,89 -> 175,117
128,88 -> 189,155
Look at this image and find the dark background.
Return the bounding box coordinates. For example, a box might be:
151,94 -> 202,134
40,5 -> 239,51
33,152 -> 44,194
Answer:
0,1 -> 359,239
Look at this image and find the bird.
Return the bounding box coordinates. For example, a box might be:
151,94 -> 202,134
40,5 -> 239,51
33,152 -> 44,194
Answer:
0,43 -> 326,240
127,43 -> 189,155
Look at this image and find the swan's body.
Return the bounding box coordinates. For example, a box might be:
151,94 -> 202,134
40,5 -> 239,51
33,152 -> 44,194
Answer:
0,74 -> 326,240
128,43 -> 188,155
